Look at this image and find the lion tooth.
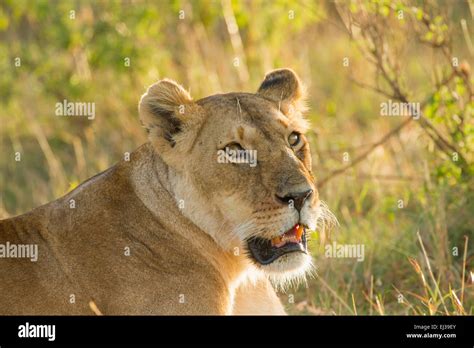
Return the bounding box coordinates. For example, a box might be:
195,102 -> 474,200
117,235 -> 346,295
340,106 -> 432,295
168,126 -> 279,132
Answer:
271,236 -> 282,246
295,225 -> 304,241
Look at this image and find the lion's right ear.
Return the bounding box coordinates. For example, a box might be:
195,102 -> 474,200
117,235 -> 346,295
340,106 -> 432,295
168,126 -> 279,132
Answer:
139,79 -> 193,147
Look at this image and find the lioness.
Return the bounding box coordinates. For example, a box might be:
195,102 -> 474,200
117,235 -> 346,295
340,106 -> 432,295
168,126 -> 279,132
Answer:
0,68 -> 334,315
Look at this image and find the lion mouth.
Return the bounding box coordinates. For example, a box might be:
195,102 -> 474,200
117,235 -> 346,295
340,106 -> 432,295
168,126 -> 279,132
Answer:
247,224 -> 307,265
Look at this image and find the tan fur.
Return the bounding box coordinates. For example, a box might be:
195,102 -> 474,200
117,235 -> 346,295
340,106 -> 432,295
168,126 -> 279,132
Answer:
0,69 -> 335,315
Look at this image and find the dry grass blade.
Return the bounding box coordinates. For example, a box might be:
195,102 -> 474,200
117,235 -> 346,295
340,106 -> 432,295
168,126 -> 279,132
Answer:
392,286 -> 418,315
417,231 -> 450,315
375,294 -> 385,315
315,274 -> 354,314
461,235 -> 468,304
369,274 -> 374,316
450,288 -> 466,315
89,300 -> 103,316
408,256 -> 430,301
351,293 -> 358,315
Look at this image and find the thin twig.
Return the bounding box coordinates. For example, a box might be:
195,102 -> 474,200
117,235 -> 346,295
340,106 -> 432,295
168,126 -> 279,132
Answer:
348,76 -> 397,99
318,116 -> 412,188
327,3 -> 472,186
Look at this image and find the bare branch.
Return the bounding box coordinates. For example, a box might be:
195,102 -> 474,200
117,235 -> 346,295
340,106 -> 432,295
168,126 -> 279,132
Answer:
318,116 -> 413,188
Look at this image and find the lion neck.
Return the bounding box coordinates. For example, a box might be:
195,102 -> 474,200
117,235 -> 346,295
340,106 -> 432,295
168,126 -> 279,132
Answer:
129,142 -> 252,286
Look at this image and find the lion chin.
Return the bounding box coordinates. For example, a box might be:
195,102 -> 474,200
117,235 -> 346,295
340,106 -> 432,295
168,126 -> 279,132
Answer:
237,221 -> 316,289
259,253 -> 314,288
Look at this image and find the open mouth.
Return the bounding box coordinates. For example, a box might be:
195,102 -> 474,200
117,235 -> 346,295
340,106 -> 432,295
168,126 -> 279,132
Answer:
247,224 -> 307,265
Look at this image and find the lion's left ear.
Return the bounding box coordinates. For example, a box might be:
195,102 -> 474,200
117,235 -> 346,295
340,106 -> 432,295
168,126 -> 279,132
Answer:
257,68 -> 307,114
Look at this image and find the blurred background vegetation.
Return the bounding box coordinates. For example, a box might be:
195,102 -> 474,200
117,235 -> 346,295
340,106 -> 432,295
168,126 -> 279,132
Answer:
0,0 -> 472,315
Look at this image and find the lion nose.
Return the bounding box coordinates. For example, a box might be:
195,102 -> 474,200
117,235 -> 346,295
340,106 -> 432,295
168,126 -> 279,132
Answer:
276,189 -> 313,211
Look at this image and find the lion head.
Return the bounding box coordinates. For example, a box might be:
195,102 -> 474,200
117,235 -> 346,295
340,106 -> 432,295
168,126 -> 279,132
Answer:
139,69 -> 335,286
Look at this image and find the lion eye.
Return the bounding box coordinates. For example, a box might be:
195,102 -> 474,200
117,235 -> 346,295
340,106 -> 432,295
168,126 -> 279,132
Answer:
288,132 -> 300,147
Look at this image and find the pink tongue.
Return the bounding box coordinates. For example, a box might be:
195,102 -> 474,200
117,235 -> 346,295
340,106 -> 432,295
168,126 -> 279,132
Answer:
271,225 -> 300,248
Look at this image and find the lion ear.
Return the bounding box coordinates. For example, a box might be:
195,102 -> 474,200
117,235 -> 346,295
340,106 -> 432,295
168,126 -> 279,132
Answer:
139,79 -> 193,146
257,68 -> 307,114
